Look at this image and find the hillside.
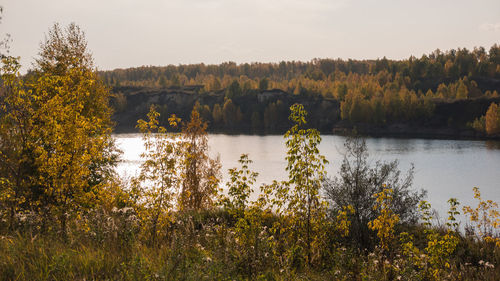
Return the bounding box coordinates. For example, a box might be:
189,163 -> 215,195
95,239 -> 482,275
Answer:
110,85 -> 500,139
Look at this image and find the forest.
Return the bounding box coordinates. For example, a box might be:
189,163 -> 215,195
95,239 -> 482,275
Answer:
1,22 -> 500,280
101,45 -> 500,138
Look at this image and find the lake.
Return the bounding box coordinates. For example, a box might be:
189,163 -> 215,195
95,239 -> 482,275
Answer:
115,134 -> 500,223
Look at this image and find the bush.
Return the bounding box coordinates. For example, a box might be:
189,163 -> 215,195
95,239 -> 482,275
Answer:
323,136 -> 426,248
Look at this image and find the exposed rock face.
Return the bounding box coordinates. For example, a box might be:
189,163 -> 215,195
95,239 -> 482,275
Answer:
110,86 -> 500,139
111,86 -> 340,134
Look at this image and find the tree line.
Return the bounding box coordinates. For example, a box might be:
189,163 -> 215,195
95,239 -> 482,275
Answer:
102,46 -> 500,135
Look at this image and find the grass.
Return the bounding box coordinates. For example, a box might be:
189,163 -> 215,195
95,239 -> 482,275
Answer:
1,209 -> 499,281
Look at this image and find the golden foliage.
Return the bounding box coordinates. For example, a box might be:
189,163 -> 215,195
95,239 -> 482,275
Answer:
368,188 -> 400,252
463,187 -> 500,247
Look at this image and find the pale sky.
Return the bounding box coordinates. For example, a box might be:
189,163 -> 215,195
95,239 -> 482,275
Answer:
1,0 -> 500,73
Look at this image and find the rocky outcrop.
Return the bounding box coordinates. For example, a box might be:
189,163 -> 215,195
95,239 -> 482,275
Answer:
110,86 -> 500,140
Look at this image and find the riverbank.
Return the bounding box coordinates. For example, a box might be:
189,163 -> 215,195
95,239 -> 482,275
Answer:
113,125 -> 500,141
331,122 -> 500,141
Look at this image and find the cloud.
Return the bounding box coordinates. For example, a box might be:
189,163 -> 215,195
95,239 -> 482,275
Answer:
480,23 -> 500,31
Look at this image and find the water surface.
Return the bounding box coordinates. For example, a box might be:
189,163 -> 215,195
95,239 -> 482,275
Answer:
115,134 -> 500,222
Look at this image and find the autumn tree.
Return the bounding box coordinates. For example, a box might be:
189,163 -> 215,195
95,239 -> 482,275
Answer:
0,57 -> 35,229
35,23 -> 93,74
0,23 -> 118,233
133,106 -> 180,243
194,101 -> 212,123
472,102 -> 500,135
219,154 -> 258,216
262,104 -> 328,267
222,98 -> 243,129
34,23 -> 117,188
456,79 -> 469,99
485,102 -> 500,135
212,103 -> 223,127
178,108 -> 221,211
285,104 -> 329,266
219,154 -> 272,277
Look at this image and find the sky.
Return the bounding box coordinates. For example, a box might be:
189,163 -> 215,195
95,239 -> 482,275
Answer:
1,0 -> 500,73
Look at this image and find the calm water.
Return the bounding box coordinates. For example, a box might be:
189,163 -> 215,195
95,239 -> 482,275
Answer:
115,134 -> 500,221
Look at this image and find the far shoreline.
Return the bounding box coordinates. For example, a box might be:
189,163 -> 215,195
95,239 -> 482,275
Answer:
111,127 -> 500,143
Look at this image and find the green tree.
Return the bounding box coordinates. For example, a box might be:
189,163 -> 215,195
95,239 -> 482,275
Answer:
226,79 -> 242,99
259,78 -> 269,91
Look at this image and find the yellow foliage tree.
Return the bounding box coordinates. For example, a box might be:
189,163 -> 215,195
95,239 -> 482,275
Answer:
463,187 -> 500,247
0,23 -> 117,233
485,102 -> 500,135
263,104 -> 329,267
0,57 -> 35,229
178,108 -> 221,211
368,188 -> 399,253
133,106 -> 181,244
